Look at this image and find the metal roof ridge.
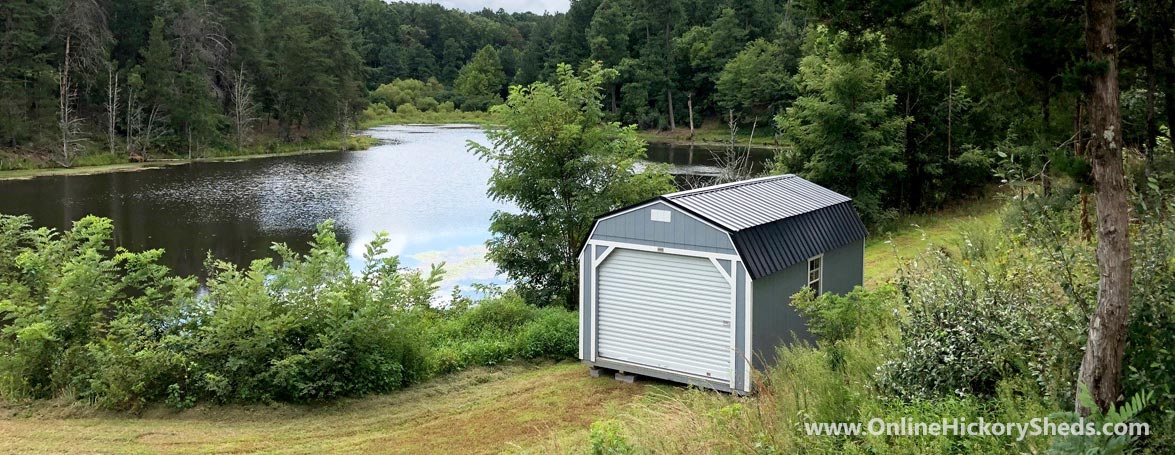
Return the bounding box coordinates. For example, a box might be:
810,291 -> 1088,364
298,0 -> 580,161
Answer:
664,174 -> 796,199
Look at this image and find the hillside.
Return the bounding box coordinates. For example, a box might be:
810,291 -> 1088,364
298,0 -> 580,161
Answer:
0,196 -> 1002,454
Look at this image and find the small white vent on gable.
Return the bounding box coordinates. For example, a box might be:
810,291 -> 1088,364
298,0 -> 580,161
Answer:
650,209 -> 672,223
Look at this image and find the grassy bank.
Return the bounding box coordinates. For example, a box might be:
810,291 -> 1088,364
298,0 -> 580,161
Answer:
863,194 -> 1005,286
639,117 -> 781,148
358,109 -> 498,129
0,135 -> 378,181
0,196 -> 1006,454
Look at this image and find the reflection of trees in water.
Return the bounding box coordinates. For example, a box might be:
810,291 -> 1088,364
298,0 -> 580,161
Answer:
0,156 -> 359,280
656,142 -> 773,190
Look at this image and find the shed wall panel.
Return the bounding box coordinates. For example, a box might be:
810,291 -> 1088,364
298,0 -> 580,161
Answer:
750,260 -> 812,369
592,202 -> 735,254
750,238 -> 864,369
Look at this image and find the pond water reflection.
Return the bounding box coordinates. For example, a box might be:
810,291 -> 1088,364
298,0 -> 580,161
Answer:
0,125 -> 773,294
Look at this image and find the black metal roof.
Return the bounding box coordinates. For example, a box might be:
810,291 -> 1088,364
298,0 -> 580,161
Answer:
590,175 -> 867,279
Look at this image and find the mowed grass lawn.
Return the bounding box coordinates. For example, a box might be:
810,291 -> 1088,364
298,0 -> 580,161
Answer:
0,194 -> 1004,454
0,362 -> 653,454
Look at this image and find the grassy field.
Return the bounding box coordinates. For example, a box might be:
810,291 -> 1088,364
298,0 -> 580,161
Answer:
863,194 -> 1005,287
0,195 -> 1004,454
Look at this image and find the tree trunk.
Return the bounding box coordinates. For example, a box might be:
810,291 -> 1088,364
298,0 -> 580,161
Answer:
1076,0 -> 1132,416
106,64 -> 119,155
664,21 -> 675,130
611,84 -> 618,113
1142,19 -> 1157,175
59,35 -> 73,167
687,94 -> 694,139
666,88 -> 675,130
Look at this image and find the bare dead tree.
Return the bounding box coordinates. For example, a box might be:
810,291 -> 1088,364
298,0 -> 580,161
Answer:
679,111 -> 758,190
52,0 -> 111,167
56,70 -> 84,167
125,76 -> 139,159
104,62 -> 120,155
140,104 -> 166,161
172,2 -> 230,86
338,100 -> 353,152
230,65 -> 260,151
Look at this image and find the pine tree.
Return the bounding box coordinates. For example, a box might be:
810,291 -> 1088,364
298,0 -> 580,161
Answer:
454,45 -> 506,111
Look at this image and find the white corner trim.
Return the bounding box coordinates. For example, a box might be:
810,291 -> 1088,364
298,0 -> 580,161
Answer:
744,267 -> 753,393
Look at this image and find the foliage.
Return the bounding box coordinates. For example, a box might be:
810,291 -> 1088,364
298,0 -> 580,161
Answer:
417,292 -> 578,376
357,104 -> 496,128
453,45 -> 506,111
790,285 -> 899,345
0,214 -> 584,409
469,62 -> 674,310
773,26 -> 909,226
715,39 -> 793,119
1122,195 -> 1175,450
589,419 -> 635,455
0,215 -> 196,406
371,78 -> 444,112
183,221 -> 435,403
880,226 -> 1086,401
3,0 -> 1171,228
1047,386 -> 1153,455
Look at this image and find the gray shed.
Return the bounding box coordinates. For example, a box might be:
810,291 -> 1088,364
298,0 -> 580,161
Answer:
578,175 -> 867,394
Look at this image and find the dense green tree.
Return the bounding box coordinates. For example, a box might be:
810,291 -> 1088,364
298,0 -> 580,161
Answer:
439,38 -> 466,84
774,26 -> 909,225
267,2 -> 363,137
0,1 -> 56,147
715,39 -> 792,122
469,63 -> 674,309
673,7 -> 747,113
371,78 -> 444,111
587,0 -> 630,112
454,45 -> 506,111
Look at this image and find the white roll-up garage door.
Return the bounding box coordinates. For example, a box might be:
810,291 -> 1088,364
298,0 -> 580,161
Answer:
596,248 -> 733,381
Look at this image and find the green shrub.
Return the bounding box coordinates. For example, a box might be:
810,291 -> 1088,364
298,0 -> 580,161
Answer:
1047,387 -> 1153,455
879,244 -> 1085,401
415,96 -> 439,112
0,216 -> 440,407
517,308 -> 579,359
790,285 -> 899,344
1123,198 -> 1175,451
361,102 -> 393,121
437,101 -> 456,113
0,216 -> 196,408
188,221 -> 435,402
417,292 -> 578,375
396,103 -> 420,115
589,420 -> 634,455
371,78 -> 443,108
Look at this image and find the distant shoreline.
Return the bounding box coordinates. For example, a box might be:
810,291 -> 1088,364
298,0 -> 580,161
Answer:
0,123 -> 741,181
0,146 -> 364,181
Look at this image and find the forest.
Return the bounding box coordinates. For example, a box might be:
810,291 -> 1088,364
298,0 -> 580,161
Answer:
2,0 -> 1170,221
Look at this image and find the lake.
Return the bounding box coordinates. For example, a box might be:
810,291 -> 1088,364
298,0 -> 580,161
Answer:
0,124 -> 773,294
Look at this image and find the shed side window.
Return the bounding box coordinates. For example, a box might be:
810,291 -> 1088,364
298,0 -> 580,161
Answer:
807,256 -> 823,295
